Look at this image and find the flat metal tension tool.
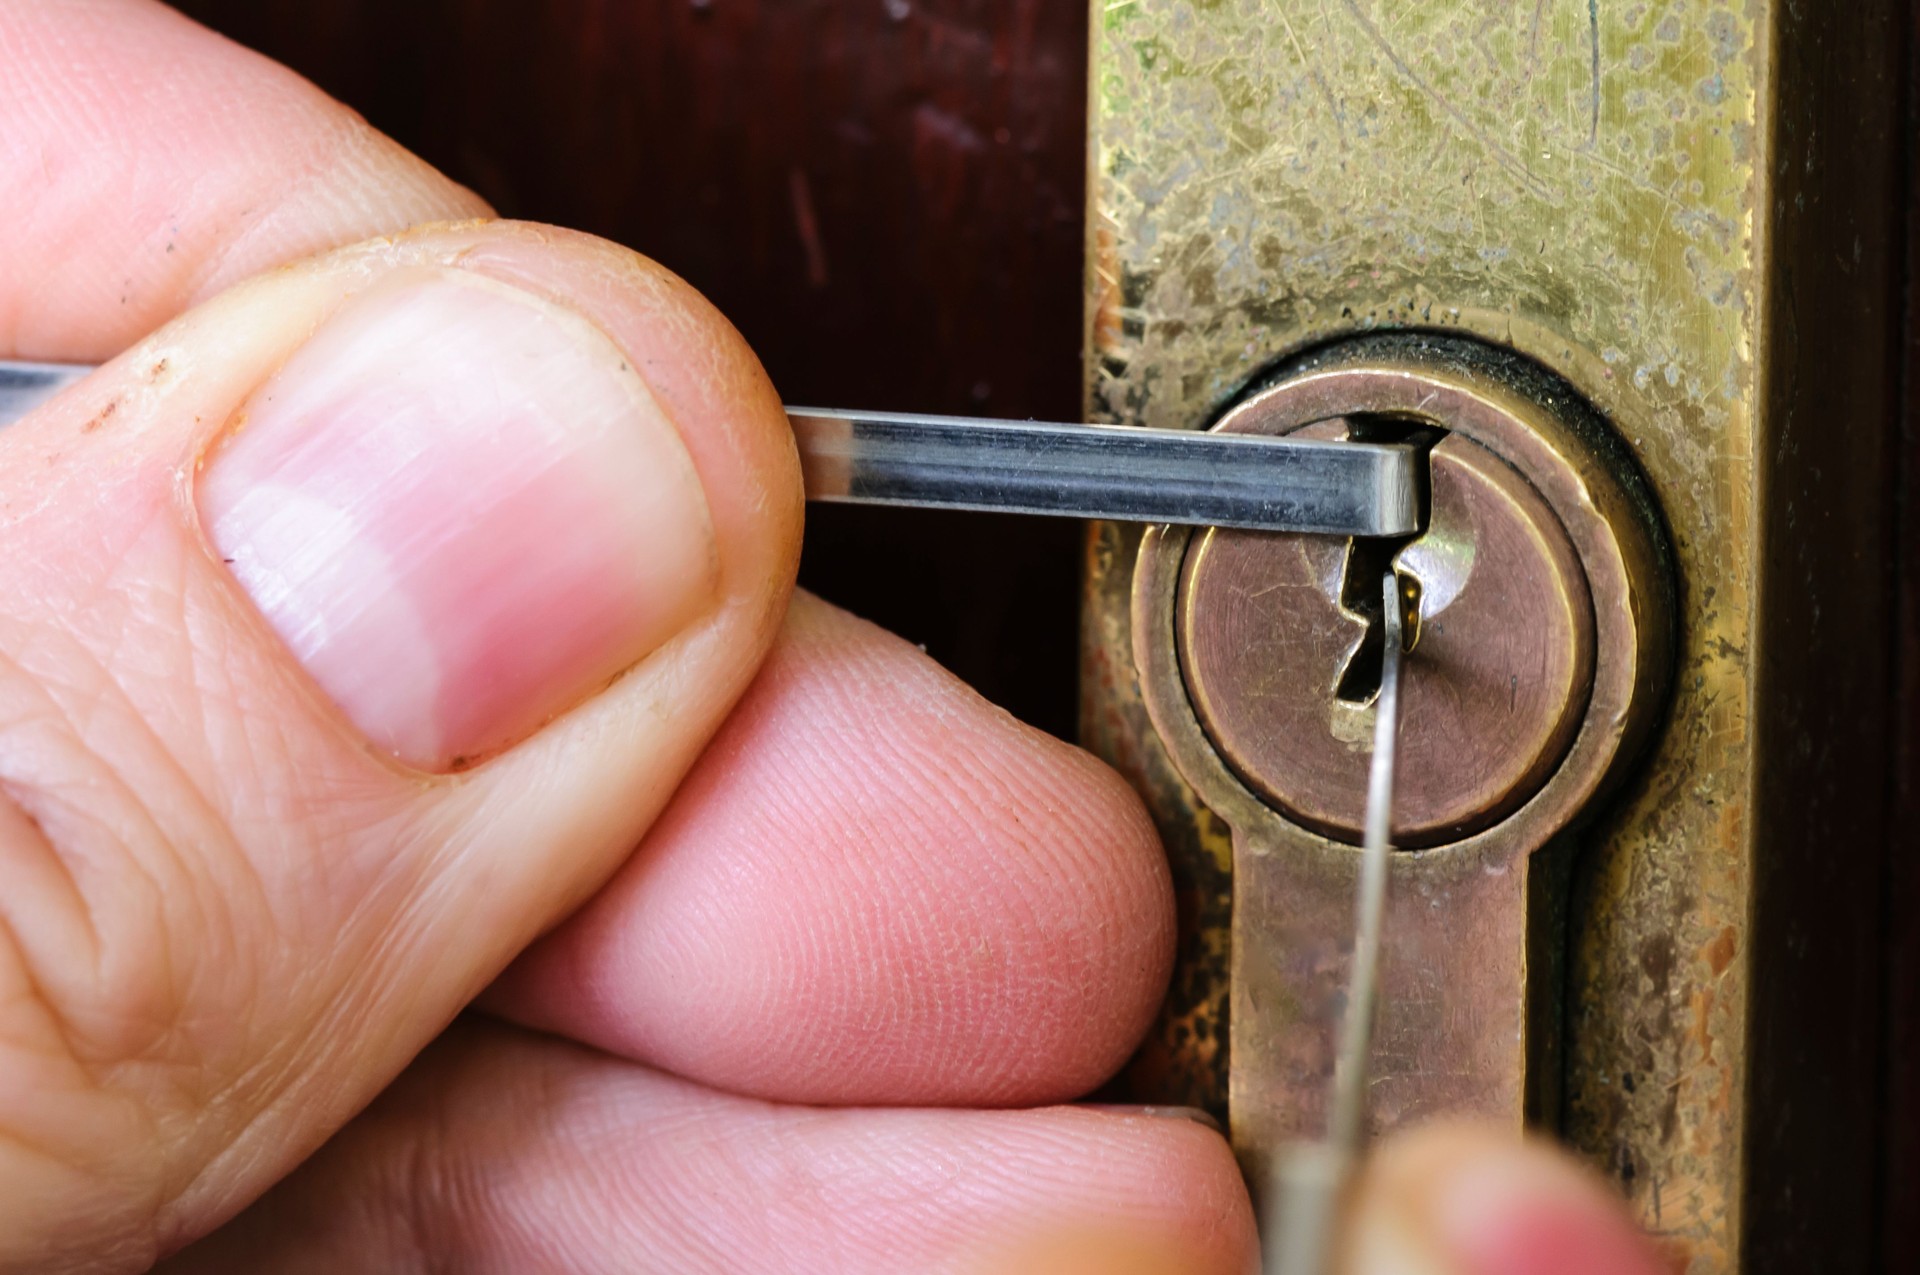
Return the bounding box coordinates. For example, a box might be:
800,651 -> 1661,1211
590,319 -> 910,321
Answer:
0,361 -> 1418,538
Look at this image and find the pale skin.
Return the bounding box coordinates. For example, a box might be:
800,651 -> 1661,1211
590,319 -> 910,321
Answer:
0,2 -> 1668,1272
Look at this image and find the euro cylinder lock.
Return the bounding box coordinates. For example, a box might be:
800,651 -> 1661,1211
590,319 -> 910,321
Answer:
1130,331 -> 1674,1177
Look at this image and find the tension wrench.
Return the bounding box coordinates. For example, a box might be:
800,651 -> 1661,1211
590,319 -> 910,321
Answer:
0,360 -> 1418,538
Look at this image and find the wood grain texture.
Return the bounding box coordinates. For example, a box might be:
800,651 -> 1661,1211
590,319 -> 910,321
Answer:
173,0 -> 1090,734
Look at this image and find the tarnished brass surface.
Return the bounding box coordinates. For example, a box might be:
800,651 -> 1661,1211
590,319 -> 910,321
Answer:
1178,403 -> 1594,847
1129,335 -> 1669,1190
1080,1 -> 1902,1268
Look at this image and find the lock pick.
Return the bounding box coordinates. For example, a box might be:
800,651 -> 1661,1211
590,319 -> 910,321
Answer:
1264,569 -> 1406,1275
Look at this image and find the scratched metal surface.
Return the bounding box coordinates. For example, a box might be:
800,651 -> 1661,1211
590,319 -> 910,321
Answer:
1083,1 -> 1902,1269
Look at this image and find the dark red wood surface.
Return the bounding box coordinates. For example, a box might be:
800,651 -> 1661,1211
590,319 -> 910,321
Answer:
173,0 -> 1090,736
1884,4 -> 1918,1268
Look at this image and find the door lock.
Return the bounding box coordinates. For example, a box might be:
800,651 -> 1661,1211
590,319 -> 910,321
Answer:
1131,331 -> 1673,1183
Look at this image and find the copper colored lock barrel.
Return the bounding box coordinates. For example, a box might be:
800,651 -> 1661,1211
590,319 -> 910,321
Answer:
1177,424 -> 1596,848
1139,333 -> 1669,865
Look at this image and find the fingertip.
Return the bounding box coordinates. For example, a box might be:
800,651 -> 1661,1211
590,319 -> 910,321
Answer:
169,1027 -> 1258,1275
1353,1122 -> 1666,1275
490,593 -> 1174,1106
980,1108 -> 1258,1275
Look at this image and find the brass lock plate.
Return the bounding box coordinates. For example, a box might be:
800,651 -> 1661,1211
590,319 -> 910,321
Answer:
1079,0 -> 1902,1266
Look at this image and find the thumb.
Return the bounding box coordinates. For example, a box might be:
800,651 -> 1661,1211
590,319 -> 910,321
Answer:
0,222 -> 800,1264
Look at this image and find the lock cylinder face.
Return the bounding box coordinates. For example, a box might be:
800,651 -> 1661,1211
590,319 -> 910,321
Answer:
1176,390 -> 1599,848
1135,331 -> 1674,860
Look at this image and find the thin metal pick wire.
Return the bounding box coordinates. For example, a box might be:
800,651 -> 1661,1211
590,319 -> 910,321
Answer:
1262,573 -> 1405,1275
1330,572 -> 1405,1154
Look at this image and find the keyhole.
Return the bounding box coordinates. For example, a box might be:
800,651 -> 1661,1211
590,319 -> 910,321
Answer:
1333,418 -> 1440,705
1334,563 -> 1424,704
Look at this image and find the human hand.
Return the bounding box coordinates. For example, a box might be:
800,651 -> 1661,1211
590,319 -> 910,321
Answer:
1,3 -> 1666,1272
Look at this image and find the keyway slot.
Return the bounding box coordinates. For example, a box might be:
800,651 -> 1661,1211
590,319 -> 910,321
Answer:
1333,418 -> 1441,705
